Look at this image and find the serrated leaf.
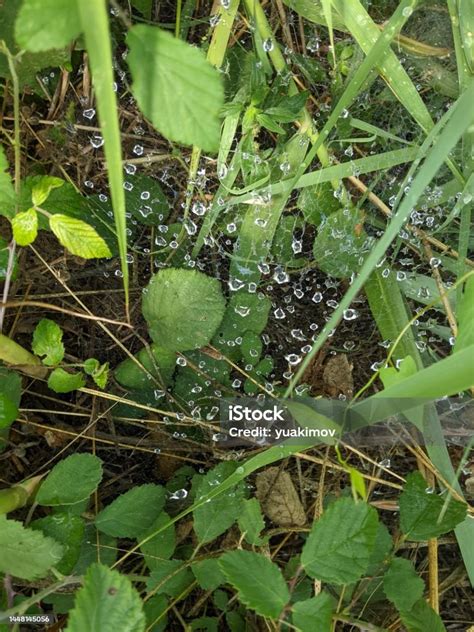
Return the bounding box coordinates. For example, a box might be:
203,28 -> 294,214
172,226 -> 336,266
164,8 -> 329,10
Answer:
65,563 -> 146,632
0,367 -> 21,429
95,484 -> 166,538
48,368 -> 86,393
32,318 -> 64,366
36,453 -> 103,506
115,344 -> 176,390
0,515 -> 63,580
140,512 -> 176,571
383,557 -> 424,612
126,25 -> 224,152
15,0 -> 81,53
193,463 -> 245,544
399,598 -> 447,632
31,514 -> 85,574
238,498 -> 265,545
142,269 -> 226,352
399,472 -> 467,541
31,176 -> 64,206
301,498 -> 379,584
146,559 -> 194,598
73,525 -> 117,574
192,559 -> 225,591
12,208 -> 38,246
49,214 -> 112,259
219,550 -> 290,619
292,592 -> 335,632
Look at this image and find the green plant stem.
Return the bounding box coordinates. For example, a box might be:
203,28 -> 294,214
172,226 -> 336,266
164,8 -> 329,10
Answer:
175,0 -> 183,38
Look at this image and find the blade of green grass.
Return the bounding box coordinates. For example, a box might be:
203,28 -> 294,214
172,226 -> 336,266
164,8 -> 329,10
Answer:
77,1 -> 129,315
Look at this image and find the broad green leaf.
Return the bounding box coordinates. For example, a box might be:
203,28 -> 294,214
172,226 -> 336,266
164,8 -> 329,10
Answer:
399,598 -> 447,632
0,145 -> 15,219
454,274 -> 474,353
48,368 -> 86,393
143,594 -> 168,632
146,559 -> 194,598
65,563 -> 146,632
379,356 -> 418,388
12,208 -> 38,246
237,498 -> 265,545
15,0 -> 81,52
32,318 -> 65,366
0,515 -> 63,580
292,592 -> 335,632
219,550 -> 290,619
192,559 -> 225,591
73,525 -> 117,574
49,214 -> 112,259
95,484 -> 166,538
140,512 -> 176,571
31,176 -> 64,206
142,269 -> 226,352
297,182 -> 340,226
193,463 -> 245,543
0,367 -> 21,429
301,498 -> 378,584
115,344 -> 176,391
313,208 -> 372,279
36,453 -> 103,506
366,522 -> 393,574
383,557 -> 424,612
399,472 -> 467,541
31,514 -> 85,574
126,25 -> 224,152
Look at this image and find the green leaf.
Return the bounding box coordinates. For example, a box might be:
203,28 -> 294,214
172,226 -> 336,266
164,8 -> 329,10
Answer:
297,182 -> 340,226
379,355 -> 417,388
48,368 -> 86,393
84,358 -> 109,389
126,25 -> 224,152
36,453 -> 103,506
131,0 -> 153,19
12,208 -> 38,246
32,318 -> 65,366
219,550 -> 290,619
73,525 -> 117,574
383,557 -> 424,612
399,472 -> 467,541
143,594 -> 168,632
313,208 -> 371,279
0,367 -> 21,429
0,145 -> 15,220
0,514 -> 63,580
256,112 -> 286,134
15,0 -> 81,53
31,514 -> 85,574
31,176 -> 64,206
192,559 -> 225,591
146,559 -> 194,598
49,214 -> 112,259
454,274 -> 474,353
95,484 -> 166,538
115,344 -> 176,391
142,269 -> 226,352
399,598 -> 447,632
292,592 -> 335,632
65,563 -> 146,632
237,498 -> 265,545
301,498 -> 379,584
193,463 -> 245,543
140,512 -> 176,571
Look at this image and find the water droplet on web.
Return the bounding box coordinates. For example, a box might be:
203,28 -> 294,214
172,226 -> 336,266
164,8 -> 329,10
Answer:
286,354 -> 301,366
227,222 -> 237,233
343,308 -> 358,321
170,488 -> 188,500
192,202 -> 207,216
312,292 -> 323,303
274,307 -> 286,319
396,271 -> 406,281
273,269 -> 289,284
255,217 -> 268,228
429,257 -> 441,268
184,219 -> 197,235
133,144 -> 144,156
141,191 -> 150,200
83,108 -> 95,120
343,340 -> 355,351
124,181 -> 133,191
258,262 -> 270,274
378,458 -> 391,468
176,357 -> 187,366
218,164 -> 228,179
234,305 -> 250,317
402,6 -> 413,17
90,134 -> 104,148
263,38 -> 274,52
279,161 -> 291,175
291,329 -> 306,341
125,163 -> 137,175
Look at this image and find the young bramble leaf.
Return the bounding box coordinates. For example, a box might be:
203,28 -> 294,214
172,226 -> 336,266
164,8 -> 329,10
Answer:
30,514 -> 85,575
31,176 -> 64,207
192,559 -> 225,591
48,368 -> 86,393
126,25 -> 224,152
292,592 -> 335,632
301,497 -> 379,584
32,318 -> 65,366
142,269 -> 226,352
219,550 -> 290,619
65,563 -> 146,632
238,498 -> 266,545
139,512 -> 176,571
399,472 -> 467,541
15,0 -> 81,53
49,214 -> 112,259
146,559 -> 194,598
12,208 -> 38,246
399,598 -> 447,632
36,453 -> 103,506
0,515 -> 63,580
95,484 -> 166,538
383,557 -> 424,612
